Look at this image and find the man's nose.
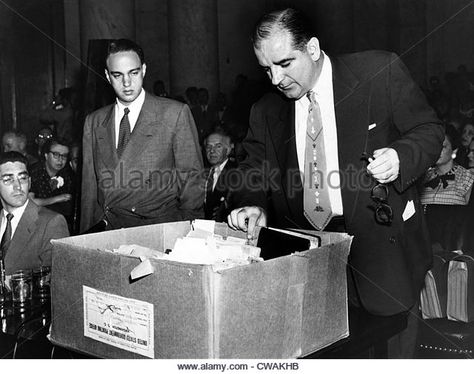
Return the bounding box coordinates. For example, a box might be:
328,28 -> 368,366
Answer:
270,67 -> 283,86
12,177 -> 23,191
123,75 -> 131,87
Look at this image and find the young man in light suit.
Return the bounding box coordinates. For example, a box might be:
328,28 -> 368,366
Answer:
81,39 -> 204,232
227,8 -> 444,357
0,152 -> 69,275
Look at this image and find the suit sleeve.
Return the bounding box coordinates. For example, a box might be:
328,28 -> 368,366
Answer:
80,115 -> 101,232
386,53 -> 444,192
230,102 -> 269,210
39,213 -> 70,267
174,104 -> 205,219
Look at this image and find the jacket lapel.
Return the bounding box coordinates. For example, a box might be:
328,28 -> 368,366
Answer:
96,105 -> 119,170
332,56 -> 370,228
7,200 -> 38,267
121,92 -> 158,163
267,97 -> 303,222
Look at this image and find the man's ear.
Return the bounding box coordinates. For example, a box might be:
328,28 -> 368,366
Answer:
452,148 -> 458,159
105,69 -> 111,84
306,37 -> 321,62
142,63 -> 147,78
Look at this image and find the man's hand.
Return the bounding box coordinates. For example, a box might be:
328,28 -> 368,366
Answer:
227,206 -> 267,240
366,147 -> 400,184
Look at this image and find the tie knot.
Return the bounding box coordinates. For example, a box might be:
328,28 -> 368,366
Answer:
6,213 -> 13,222
124,107 -> 130,115
306,90 -> 315,103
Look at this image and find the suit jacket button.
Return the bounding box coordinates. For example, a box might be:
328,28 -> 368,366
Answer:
131,207 -> 136,213
389,236 -> 396,244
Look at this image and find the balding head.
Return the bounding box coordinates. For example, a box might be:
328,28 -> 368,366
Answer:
2,131 -> 27,154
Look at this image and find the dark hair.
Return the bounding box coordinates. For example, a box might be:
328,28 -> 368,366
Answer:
106,39 -> 145,66
0,151 -> 28,169
445,124 -> 461,151
252,8 -> 314,51
43,138 -> 71,156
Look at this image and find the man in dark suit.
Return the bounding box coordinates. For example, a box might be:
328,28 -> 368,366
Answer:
0,152 -> 69,275
203,129 -> 237,222
227,8 -> 444,355
81,39 -> 204,231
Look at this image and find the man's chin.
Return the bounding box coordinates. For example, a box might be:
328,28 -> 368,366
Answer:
118,94 -> 137,104
280,88 -> 301,100
10,197 -> 27,207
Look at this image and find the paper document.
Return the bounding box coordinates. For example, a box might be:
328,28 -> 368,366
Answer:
83,286 -> 154,358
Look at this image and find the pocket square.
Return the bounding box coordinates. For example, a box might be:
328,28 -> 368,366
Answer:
368,123 -> 377,130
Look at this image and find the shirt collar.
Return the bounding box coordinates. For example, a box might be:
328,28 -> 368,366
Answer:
311,51 -> 332,98
115,88 -> 145,116
2,199 -> 28,221
296,51 -> 331,107
213,158 -> 229,173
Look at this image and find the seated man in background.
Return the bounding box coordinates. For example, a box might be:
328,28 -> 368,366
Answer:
204,128 -> 237,222
29,138 -> 75,231
0,152 -> 69,275
2,130 -> 38,167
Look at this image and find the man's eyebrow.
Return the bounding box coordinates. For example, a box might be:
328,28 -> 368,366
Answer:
259,57 -> 295,68
0,173 -> 13,178
109,67 -> 141,75
274,57 -> 295,65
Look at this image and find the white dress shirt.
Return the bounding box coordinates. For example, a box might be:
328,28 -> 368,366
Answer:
114,88 -> 146,147
294,52 -> 343,216
0,200 -> 29,240
212,159 -> 228,191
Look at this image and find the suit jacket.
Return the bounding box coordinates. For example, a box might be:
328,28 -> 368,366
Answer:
233,51 -> 444,315
4,200 -> 69,275
204,160 -> 238,222
81,92 -> 205,231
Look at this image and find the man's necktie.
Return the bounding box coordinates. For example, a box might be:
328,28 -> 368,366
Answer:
303,91 -> 333,230
117,107 -> 131,158
0,213 -> 14,259
205,167 -> 214,205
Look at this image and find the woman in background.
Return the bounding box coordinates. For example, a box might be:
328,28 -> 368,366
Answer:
29,138 -> 75,231
420,125 -> 474,252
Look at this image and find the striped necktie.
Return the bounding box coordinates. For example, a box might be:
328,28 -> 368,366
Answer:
0,213 -> 14,259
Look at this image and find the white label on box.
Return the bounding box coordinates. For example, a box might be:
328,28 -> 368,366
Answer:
83,285 -> 154,358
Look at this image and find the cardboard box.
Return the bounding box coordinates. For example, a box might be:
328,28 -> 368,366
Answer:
49,221 -> 352,359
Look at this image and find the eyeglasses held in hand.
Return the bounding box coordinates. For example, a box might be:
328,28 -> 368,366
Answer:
361,152 -> 393,225
370,184 -> 393,225
49,151 -> 69,161
1,172 -> 30,186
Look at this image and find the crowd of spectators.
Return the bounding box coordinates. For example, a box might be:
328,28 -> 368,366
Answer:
421,65 -> 474,255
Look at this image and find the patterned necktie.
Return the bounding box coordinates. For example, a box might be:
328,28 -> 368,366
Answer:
117,107 -> 131,158
303,91 -> 333,230
0,213 -> 14,259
